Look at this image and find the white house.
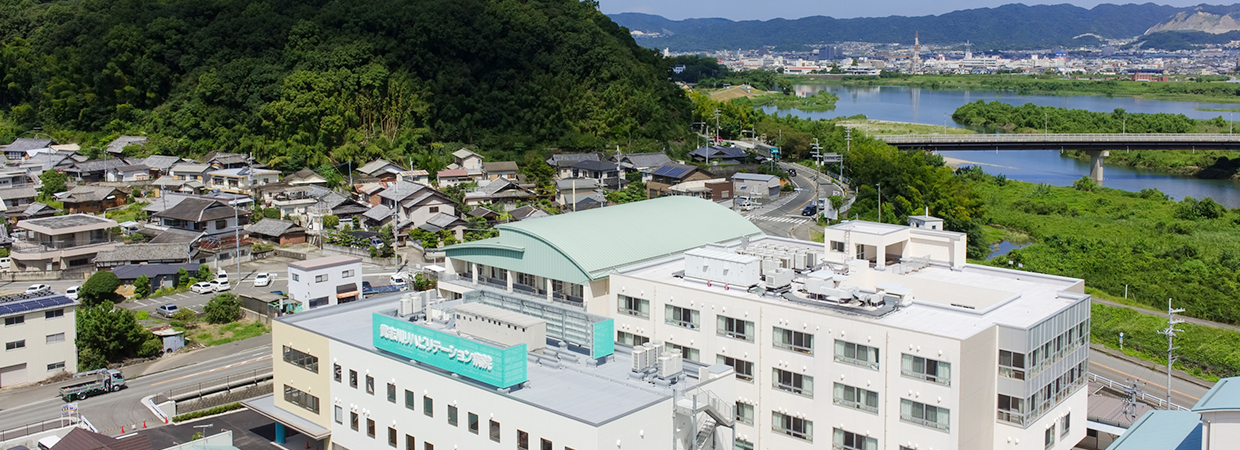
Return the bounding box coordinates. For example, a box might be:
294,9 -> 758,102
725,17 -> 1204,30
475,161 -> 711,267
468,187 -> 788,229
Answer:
287,255 -> 363,310
0,290 -> 79,387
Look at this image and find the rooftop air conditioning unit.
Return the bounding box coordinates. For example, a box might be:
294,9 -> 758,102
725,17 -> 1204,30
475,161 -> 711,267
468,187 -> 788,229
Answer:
657,352 -> 683,379
632,345 -> 650,372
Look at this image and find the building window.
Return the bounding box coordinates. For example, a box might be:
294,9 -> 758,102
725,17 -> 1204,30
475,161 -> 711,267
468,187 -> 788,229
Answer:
469,412 -> 479,434
901,354 -> 951,386
770,326 -> 815,356
717,355 -> 754,381
616,331 -> 649,346
999,349 -> 1027,380
735,402 -> 755,425
998,394 -> 1026,425
717,315 -> 754,341
489,420 -> 501,442
735,439 -> 755,450
664,342 -> 700,362
343,269 -> 354,278
46,333 -> 65,344
351,412 -> 359,431
405,390 -> 415,410
334,364 -> 342,382
424,396 -> 433,417
773,368 -> 813,398
367,418 -> 375,438
387,383 -> 396,403
47,361 -> 65,371
617,295 -> 650,318
1044,426 -> 1055,448
45,309 -> 64,319
772,411 -> 812,442
448,405 -> 458,426
334,406 -> 343,424
834,428 -> 877,450
833,383 -> 879,413
830,241 -> 845,252
430,206 -> 439,213
6,340 -> 25,351
316,274 -> 327,283
215,219 -> 227,230
366,375 -> 374,394
282,345 -> 319,373
406,435 -> 415,450
540,438 -> 552,450
900,399 -> 950,432
424,443 -> 433,450
1060,413 -> 1071,437
834,339 -> 879,370
389,427 -> 397,447
665,305 -> 700,329
292,274 -> 300,282
518,430 -> 529,450
283,385 -> 319,414
5,316 -> 23,326
349,370 -> 357,388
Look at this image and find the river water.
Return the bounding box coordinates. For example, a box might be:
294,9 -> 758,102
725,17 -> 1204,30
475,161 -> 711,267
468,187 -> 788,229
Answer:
766,84 -> 1240,207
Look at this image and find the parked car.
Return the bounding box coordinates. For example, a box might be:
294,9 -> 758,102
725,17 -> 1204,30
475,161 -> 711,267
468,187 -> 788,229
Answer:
25,284 -> 50,294
0,257 -> 11,271
190,282 -> 214,294
209,279 -> 231,292
156,304 -> 180,318
740,202 -> 757,211
801,205 -> 818,216
65,286 -> 80,300
362,281 -> 372,290
216,269 -> 228,282
253,273 -> 273,287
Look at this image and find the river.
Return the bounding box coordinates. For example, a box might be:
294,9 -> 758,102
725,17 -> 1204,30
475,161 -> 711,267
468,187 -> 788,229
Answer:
766,84 -> 1240,207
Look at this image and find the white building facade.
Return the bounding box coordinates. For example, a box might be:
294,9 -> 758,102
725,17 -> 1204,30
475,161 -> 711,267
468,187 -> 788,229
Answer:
0,291 -> 79,388
287,255 -> 363,310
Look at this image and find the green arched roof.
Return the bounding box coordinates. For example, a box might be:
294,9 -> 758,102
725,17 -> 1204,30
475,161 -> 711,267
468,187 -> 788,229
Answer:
445,196 -> 763,284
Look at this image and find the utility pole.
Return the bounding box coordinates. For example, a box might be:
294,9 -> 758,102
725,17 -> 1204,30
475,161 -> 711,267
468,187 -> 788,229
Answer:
1159,298 -> 1186,408
876,183 -> 881,223
1044,111 -> 1048,135
713,109 -> 721,143
843,127 -> 851,182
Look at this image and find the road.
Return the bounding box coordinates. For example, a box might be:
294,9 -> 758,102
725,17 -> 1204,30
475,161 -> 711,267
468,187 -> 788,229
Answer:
0,335 -> 273,435
1089,349 -> 1208,409
744,162 -> 843,241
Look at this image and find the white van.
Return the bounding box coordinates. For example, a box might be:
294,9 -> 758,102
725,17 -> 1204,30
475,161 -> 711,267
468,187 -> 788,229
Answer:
0,257 -> 10,271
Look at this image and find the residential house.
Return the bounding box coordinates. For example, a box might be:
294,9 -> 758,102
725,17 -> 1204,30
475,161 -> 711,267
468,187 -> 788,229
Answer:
360,204 -> 394,228
150,176 -> 189,197
44,428 -> 153,450
266,186 -> 318,218
546,152 -> 600,178
7,202 -> 60,221
615,152 -> 671,182
509,204 -> 550,221
0,186 -> 38,210
0,138 -> 51,160
462,178 -> 535,210
647,163 -> 713,198
731,172 -> 782,198
310,189 -> 369,230
482,161 -> 519,181
356,159 -> 405,182
207,167 -> 280,194
418,212 -> 467,240
24,152 -> 74,173
105,164 -> 153,182
435,168 -> 470,187
0,169 -> 34,188
105,135 -> 147,154
283,168 -> 328,186
93,243 -> 194,268
58,185 -> 126,214
0,290 -> 80,387
11,214 -> 119,271
111,263 -> 202,290
63,158 -> 131,182
169,163 -> 211,182
132,155 -> 182,175
451,148 -> 484,176
376,180 -> 457,233
567,160 -> 620,182
688,145 -> 747,164
204,151 -> 250,169
467,206 -> 501,225
152,197 -> 243,239
555,178 -> 604,210
354,182 -> 389,206
666,178 -> 732,200
246,219 -> 307,246
408,170 -> 431,184
287,255 -> 363,309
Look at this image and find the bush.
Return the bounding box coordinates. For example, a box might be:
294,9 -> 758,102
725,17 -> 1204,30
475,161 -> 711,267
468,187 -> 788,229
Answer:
134,275 -> 151,299
77,347 -> 107,372
172,403 -> 244,423
197,264 -> 212,281
172,308 -> 199,325
263,208 -> 280,219
204,293 -> 241,324
322,214 -> 339,229
139,337 -> 163,357
177,268 -> 190,287
80,271 -> 122,307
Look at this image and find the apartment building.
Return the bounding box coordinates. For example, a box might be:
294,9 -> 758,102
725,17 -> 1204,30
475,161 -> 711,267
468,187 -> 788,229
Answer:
0,291 -> 79,387
287,255 -> 363,310
11,214 -> 120,271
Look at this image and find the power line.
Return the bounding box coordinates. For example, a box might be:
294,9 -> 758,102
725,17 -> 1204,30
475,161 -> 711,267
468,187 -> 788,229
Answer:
1158,298 -> 1185,408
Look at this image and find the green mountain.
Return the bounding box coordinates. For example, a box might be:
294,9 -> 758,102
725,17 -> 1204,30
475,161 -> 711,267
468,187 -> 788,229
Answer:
0,0 -> 690,170
611,3 -> 1192,51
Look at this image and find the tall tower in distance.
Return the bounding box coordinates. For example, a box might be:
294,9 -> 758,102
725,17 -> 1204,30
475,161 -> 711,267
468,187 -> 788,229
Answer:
912,31 -> 922,74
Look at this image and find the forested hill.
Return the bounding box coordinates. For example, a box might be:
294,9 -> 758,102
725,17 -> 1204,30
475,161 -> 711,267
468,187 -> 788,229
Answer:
0,0 -> 691,171
611,3 -> 1191,51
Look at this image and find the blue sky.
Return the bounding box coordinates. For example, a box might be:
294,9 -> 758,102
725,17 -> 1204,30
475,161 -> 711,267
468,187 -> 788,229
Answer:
598,1 -> 1213,21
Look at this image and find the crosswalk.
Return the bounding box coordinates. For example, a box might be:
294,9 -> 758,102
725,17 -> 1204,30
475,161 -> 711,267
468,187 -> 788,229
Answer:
749,215 -> 809,225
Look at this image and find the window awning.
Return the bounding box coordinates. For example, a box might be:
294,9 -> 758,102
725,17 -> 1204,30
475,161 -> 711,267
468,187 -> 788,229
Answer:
242,394 -> 331,440
336,291 -> 359,299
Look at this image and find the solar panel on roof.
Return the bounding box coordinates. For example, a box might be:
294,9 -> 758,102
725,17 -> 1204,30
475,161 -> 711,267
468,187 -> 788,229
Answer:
0,295 -> 73,317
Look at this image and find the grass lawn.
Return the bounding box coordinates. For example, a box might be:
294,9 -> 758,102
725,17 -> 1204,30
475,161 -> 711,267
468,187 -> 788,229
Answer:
835,118 -> 977,136
187,320 -> 269,347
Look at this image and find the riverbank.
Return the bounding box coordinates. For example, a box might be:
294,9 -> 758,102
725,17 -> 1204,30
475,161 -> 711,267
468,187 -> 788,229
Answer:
833,118 -> 976,136
1063,149 -> 1240,180
747,91 -> 839,112
789,74 -> 1240,104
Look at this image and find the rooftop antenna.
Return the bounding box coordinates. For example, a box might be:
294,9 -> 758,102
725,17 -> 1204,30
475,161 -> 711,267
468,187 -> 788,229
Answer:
1158,298 -> 1186,408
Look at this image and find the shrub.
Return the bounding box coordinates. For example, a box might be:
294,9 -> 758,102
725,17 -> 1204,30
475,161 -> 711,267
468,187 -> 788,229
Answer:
139,337 -> 164,357
172,308 -> 199,325
322,214 -> 339,229
80,271 -> 122,307
134,275 -> 151,299
263,208 -> 280,219
172,403 -> 243,423
197,264 -> 212,281
177,268 -> 190,287
204,293 -> 241,324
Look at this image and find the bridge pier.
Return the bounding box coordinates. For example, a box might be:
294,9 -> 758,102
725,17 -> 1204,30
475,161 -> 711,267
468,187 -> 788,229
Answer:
1087,149 -> 1109,184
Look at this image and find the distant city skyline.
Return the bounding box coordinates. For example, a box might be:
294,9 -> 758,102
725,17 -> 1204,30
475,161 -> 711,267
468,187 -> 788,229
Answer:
598,0 -> 1218,21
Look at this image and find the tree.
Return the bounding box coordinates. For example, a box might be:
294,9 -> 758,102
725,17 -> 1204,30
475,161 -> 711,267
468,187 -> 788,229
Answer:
204,293 -> 241,324
80,271 -> 122,307
263,208 -> 280,219
177,268 -> 190,288
197,264 -> 212,281
134,275 -> 150,299
322,214 -> 340,229
76,304 -> 150,370
39,170 -> 67,199
519,151 -> 555,192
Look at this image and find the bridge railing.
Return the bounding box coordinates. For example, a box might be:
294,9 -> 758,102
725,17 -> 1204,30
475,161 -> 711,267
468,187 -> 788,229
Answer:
876,133 -> 1240,144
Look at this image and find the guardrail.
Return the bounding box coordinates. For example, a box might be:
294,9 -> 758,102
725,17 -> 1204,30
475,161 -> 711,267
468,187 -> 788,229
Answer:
166,367 -> 273,400
1089,372 -> 1191,411
876,133 -> 1240,144
0,416 -> 79,441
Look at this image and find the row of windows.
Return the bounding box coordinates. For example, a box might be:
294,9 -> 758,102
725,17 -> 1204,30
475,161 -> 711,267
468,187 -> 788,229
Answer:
997,361 -> 1088,427
283,345 -> 318,373
332,364 -> 578,450
1000,319 -> 1089,381
284,385 -> 319,414
4,333 -> 68,350
3,308 -> 66,326
294,269 -> 358,283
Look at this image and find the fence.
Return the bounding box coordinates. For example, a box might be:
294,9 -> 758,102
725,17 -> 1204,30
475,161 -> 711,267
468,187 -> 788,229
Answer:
0,416 -> 79,441
175,382 -> 272,416
0,267 -> 94,282
273,248 -> 309,260
166,367 -> 273,401
1089,372 -> 1190,411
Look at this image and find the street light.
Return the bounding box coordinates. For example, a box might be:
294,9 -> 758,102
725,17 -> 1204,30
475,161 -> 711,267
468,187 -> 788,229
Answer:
1043,111 -> 1048,135
942,113 -> 948,134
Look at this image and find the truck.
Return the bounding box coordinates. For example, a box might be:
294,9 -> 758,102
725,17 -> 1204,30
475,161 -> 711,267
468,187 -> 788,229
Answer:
58,369 -> 126,401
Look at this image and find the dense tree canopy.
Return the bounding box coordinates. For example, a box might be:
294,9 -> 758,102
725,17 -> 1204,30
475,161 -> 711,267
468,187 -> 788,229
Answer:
0,0 -> 691,170
952,100 -> 1217,133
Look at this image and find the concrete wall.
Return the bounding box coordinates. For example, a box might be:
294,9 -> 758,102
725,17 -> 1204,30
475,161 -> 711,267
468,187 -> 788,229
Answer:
0,304 -> 77,387
288,261 -> 362,309
271,321 -> 332,429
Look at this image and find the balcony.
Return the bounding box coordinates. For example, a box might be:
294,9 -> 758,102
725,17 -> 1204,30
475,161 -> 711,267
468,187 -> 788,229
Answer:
438,273 -> 584,309
12,238 -> 117,254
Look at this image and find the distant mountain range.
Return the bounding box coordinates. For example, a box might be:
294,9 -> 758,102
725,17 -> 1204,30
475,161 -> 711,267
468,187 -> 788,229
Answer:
609,3 -> 1236,52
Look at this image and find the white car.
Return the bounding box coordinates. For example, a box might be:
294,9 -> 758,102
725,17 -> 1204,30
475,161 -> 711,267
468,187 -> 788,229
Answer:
190,282 -> 215,294
209,279 -> 231,292
65,286 -> 80,300
25,284 -> 50,294
253,273 -> 273,287
216,269 -> 228,282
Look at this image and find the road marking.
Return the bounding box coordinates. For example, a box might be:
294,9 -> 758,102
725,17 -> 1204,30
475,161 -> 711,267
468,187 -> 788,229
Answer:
1091,360 -> 1202,402
148,355 -> 272,387
750,216 -> 808,225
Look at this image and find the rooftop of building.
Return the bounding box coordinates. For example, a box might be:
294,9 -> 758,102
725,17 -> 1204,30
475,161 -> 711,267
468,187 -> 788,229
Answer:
1105,410 -> 1201,450
1193,375 -> 1240,412
617,235 -> 1086,338
18,213 -> 116,233
281,297 -> 691,426
0,291 -> 78,318
288,255 -> 362,271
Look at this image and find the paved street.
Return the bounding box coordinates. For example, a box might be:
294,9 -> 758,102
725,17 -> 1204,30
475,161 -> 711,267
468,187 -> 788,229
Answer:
745,162 -> 842,241
1088,348 -> 1209,409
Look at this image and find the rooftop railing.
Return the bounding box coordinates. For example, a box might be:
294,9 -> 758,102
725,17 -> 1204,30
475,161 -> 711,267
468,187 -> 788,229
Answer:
12,238 -> 116,253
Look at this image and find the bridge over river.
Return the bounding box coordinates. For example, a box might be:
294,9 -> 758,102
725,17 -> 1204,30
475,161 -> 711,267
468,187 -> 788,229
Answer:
876,133 -> 1240,182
